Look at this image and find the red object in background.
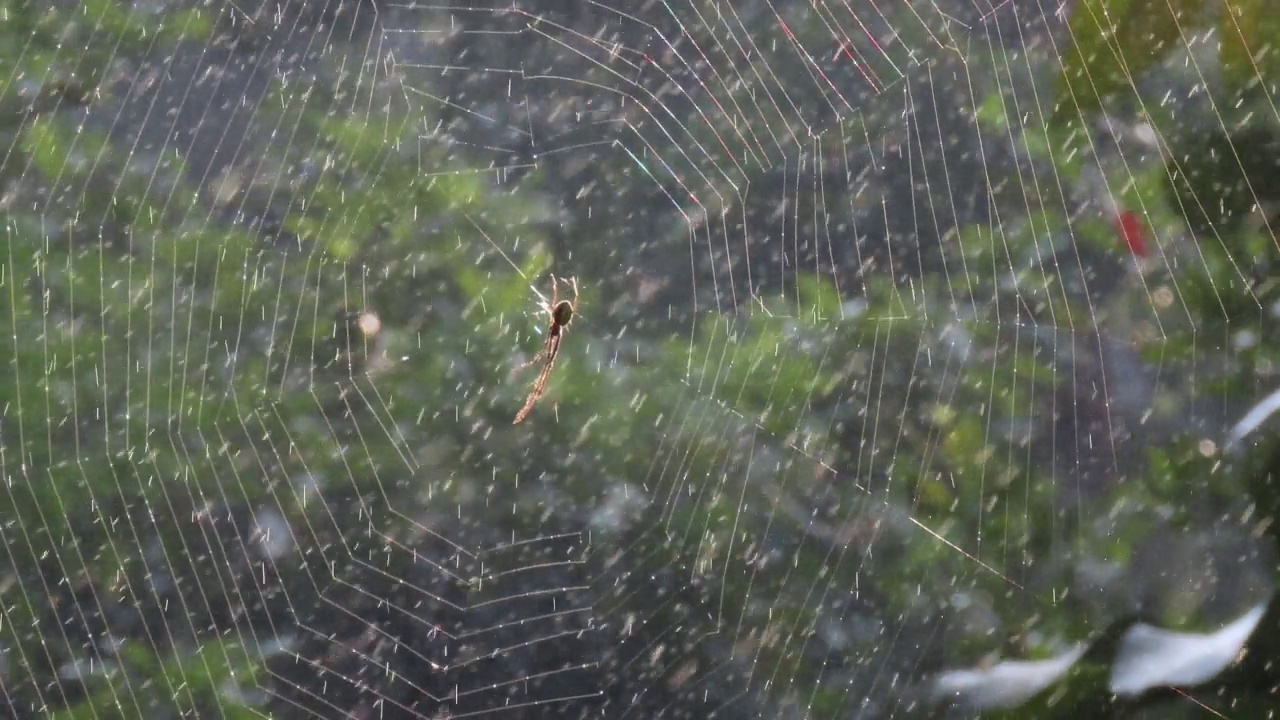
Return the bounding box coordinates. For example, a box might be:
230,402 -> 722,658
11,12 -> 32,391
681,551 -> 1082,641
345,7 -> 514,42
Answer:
1113,209 -> 1148,257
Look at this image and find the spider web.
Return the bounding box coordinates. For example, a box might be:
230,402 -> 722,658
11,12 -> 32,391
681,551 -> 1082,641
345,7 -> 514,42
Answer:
2,0 -> 1278,718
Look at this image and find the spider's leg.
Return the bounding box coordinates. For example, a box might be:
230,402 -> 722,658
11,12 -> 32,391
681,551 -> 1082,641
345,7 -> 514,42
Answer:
527,274 -> 552,310
529,285 -> 550,308
514,335 -> 551,373
526,335 -> 559,395
513,388 -> 538,424
515,276 -> 560,374
531,337 -> 560,395
514,355 -> 541,374
514,345 -> 557,423
531,357 -> 555,398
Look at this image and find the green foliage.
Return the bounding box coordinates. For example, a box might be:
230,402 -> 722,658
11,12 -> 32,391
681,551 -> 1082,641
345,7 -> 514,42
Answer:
50,638 -> 266,720
925,1 -> 1280,709
0,0 -> 210,131
1220,0 -> 1280,87
4,0 -> 1280,716
72,0 -> 212,47
1053,0 -> 1207,122
0,13 -> 573,713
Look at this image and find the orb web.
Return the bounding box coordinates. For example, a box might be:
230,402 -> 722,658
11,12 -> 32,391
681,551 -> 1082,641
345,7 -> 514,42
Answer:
2,1 -> 1277,718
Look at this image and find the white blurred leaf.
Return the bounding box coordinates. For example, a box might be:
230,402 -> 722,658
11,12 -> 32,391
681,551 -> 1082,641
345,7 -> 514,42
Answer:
930,645 -> 1086,710
1226,385 -> 1280,451
1110,603 -> 1267,696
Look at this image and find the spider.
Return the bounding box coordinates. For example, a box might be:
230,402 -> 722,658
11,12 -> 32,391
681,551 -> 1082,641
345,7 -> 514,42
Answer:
513,275 -> 578,424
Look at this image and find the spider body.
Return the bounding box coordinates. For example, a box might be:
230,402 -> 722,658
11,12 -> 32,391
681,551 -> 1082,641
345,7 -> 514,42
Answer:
513,275 -> 578,424
551,299 -> 574,327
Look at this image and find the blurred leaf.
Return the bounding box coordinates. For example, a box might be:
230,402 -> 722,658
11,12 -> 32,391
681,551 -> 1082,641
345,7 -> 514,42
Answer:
974,92 -> 1011,132
930,602 -> 1271,713
796,272 -> 841,323
1110,604 -> 1266,696
931,644 -> 1088,711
